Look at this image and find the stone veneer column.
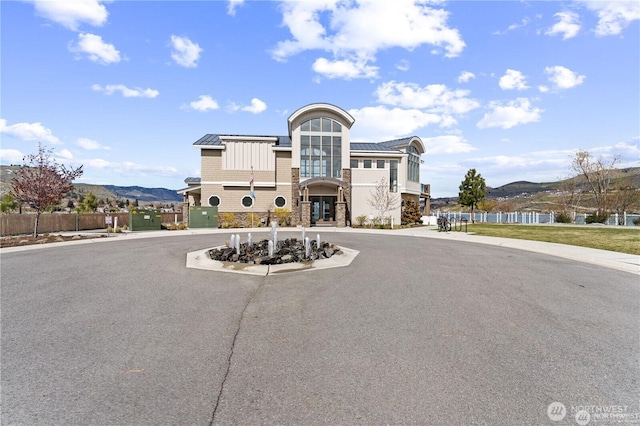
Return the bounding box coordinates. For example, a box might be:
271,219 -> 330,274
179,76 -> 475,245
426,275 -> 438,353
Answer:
291,168 -> 300,226
183,201 -> 190,227
300,201 -> 311,227
341,169 -> 352,226
335,202 -> 346,227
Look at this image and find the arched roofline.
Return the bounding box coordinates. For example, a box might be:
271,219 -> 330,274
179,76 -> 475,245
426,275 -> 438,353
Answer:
409,136 -> 426,155
299,176 -> 349,189
288,103 -> 355,136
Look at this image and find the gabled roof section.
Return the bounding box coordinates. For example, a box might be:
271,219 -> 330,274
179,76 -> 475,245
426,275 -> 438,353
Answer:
350,136 -> 425,154
193,134 -> 291,148
350,143 -> 401,152
184,177 -> 201,184
194,134 -> 223,146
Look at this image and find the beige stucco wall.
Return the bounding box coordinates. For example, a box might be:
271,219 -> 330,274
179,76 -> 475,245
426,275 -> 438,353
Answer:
351,167 -> 401,225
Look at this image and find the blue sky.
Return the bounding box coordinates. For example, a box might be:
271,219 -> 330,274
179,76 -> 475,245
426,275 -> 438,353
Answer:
1,0 -> 638,197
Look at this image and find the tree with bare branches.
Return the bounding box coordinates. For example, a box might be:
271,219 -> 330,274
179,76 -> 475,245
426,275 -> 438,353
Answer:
367,177 -> 400,225
610,176 -> 640,224
11,143 -> 83,237
571,150 -> 619,218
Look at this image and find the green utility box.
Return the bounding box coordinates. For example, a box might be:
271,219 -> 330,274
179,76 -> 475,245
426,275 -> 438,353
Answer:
189,206 -> 219,228
129,209 -> 162,231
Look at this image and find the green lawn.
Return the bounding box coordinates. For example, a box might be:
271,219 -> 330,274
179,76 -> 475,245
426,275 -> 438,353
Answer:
466,223 -> 640,255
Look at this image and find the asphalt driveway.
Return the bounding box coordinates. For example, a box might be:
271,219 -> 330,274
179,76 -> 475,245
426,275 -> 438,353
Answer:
1,232 -> 638,425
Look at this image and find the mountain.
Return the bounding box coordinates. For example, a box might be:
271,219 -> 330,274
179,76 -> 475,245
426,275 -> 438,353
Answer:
102,185 -> 182,203
0,165 -> 182,204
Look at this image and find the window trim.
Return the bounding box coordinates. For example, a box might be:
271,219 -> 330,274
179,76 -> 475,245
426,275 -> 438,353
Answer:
241,195 -> 254,208
274,195 -> 287,208
208,195 -> 221,207
363,159 -> 372,168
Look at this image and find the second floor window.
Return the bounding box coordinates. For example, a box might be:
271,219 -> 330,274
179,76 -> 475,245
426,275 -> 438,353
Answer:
300,117 -> 342,178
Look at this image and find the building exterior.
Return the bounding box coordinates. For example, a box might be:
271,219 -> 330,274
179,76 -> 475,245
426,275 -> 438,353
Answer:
179,103 -> 430,227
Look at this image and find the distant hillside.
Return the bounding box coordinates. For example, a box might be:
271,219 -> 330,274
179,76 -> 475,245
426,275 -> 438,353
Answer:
432,166 -> 640,211
102,185 -> 182,203
0,165 -> 182,203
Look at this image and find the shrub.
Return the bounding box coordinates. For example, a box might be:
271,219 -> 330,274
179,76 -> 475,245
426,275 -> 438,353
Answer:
585,212 -> 609,224
633,217 -> 640,226
245,212 -> 260,227
555,212 -> 573,224
355,214 -> 368,227
401,198 -> 422,224
274,208 -> 291,226
220,212 -> 237,228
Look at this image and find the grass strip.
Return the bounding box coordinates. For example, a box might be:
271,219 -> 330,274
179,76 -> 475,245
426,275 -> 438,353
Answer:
466,223 -> 640,255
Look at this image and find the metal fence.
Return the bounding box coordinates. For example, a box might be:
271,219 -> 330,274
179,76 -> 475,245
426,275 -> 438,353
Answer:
439,211 -> 640,226
0,212 -> 183,236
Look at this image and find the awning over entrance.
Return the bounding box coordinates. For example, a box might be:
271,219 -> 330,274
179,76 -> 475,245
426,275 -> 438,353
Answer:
299,177 -> 349,189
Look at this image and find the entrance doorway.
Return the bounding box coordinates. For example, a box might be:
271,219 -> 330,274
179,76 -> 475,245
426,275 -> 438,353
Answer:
309,196 -> 336,224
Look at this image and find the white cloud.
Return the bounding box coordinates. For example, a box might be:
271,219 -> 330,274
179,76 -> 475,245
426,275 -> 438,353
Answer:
477,98 -> 543,129
69,33 -> 121,64
499,69 -> 529,91
271,0 -> 465,79
312,57 -> 378,79
457,71 -> 476,83
183,95 -> 220,112
422,134 -> 477,155
229,98 -> 267,114
544,65 -> 585,90
538,85 -> 550,93
27,0 -> 108,30
0,149 -> 25,164
55,149 -> 74,160
76,137 -> 110,150
348,106 -> 445,140
170,35 -> 203,68
84,158 -> 179,176
546,11 -> 581,40
581,1 -> 640,36
92,84 -> 159,98
227,0 -> 244,16
493,17 -> 531,35
375,81 -> 480,115
241,98 -> 267,114
396,60 -> 410,72
0,118 -> 61,144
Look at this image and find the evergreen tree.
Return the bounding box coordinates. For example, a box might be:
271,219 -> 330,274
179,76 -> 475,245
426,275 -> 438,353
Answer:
458,168 -> 486,223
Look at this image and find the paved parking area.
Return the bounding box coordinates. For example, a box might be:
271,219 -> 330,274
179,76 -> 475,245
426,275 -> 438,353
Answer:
1,230 -> 638,424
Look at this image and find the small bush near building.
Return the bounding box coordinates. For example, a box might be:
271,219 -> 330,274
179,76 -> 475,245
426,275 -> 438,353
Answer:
633,217 -> 640,226
401,198 -> 422,225
355,214 -> 368,227
245,213 -> 260,227
555,212 -> 573,223
274,208 -> 291,226
585,212 -> 609,224
220,212 -> 237,228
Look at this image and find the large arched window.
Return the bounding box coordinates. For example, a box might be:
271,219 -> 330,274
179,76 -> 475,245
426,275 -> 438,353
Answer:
300,117 -> 342,178
408,145 -> 420,182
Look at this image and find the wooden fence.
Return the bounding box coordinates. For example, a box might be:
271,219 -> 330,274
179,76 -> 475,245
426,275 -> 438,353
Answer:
0,212 -> 183,236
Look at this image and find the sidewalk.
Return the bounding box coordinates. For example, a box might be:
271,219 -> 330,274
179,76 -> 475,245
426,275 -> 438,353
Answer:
3,226 -> 639,275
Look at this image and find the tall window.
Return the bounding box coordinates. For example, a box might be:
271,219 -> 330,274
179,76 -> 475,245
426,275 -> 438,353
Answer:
390,160 -> 398,192
408,145 -> 420,182
300,117 -> 342,178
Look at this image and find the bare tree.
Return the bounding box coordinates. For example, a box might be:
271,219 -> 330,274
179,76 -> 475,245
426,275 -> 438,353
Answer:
11,143 -> 83,237
571,150 -> 619,217
367,177 -> 400,225
610,176 -> 640,224
556,176 -> 584,218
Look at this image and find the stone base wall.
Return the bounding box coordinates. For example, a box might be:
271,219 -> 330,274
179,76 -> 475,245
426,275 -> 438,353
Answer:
342,168 -> 352,226
300,201 -> 311,227
217,211 -> 277,228
183,202 -> 190,227
336,202 -> 346,227
291,168 -> 300,226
